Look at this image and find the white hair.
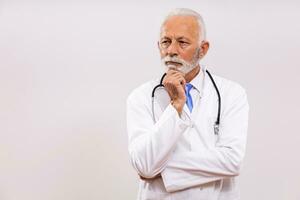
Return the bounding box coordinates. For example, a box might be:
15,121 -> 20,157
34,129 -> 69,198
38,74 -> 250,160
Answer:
161,8 -> 206,42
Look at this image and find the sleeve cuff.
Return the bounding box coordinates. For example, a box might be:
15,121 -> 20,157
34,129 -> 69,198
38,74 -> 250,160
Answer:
168,104 -> 191,124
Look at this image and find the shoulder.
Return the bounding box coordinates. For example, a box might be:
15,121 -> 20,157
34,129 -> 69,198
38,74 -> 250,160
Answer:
207,72 -> 248,109
202,66 -> 246,98
213,74 -> 247,97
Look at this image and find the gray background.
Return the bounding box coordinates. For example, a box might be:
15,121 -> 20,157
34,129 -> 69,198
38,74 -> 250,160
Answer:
0,0 -> 299,199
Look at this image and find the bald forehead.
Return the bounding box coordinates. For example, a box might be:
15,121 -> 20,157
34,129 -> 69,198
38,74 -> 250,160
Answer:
161,15 -> 200,41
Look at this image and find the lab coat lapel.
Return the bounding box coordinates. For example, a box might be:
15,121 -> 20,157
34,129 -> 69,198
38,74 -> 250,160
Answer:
183,103 -> 192,117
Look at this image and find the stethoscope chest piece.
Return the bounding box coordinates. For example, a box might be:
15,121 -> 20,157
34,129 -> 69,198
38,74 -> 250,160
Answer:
214,124 -> 219,135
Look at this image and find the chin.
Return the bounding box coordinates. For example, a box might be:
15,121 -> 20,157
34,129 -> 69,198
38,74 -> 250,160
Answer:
177,66 -> 193,74
164,64 -> 194,75
166,64 -> 179,70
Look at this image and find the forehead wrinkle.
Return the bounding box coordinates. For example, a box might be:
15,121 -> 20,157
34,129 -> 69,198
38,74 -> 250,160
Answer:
160,16 -> 199,41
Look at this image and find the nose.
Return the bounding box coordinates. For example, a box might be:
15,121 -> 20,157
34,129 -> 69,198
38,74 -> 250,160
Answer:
166,41 -> 178,57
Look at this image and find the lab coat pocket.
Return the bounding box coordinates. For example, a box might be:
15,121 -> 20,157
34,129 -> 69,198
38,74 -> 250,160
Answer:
188,186 -> 211,200
207,116 -> 219,146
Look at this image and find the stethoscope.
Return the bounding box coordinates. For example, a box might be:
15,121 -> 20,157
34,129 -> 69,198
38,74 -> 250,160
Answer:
151,69 -> 221,135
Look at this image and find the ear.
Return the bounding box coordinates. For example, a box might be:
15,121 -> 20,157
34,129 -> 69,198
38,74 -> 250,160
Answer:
199,41 -> 210,59
157,41 -> 164,57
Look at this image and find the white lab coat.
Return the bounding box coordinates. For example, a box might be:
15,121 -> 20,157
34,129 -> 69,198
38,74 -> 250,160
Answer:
126,65 -> 249,200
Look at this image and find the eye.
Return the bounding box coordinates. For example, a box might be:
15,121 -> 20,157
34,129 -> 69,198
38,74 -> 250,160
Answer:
179,41 -> 189,45
178,41 -> 189,48
160,40 -> 170,47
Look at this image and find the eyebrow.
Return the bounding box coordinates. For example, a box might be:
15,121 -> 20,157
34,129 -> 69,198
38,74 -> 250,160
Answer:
176,36 -> 190,41
160,36 -> 191,41
160,37 -> 171,41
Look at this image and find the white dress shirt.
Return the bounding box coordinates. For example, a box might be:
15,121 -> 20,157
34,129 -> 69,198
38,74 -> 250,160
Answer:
126,65 -> 249,200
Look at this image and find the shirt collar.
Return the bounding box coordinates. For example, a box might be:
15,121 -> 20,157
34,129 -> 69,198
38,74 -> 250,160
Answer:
189,65 -> 206,98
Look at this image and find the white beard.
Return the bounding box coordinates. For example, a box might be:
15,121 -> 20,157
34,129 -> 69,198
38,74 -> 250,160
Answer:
162,60 -> 197,74
161,48 -> 200,74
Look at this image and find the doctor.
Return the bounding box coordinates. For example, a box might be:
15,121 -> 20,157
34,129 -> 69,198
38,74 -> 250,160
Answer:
126,8 -> 249,200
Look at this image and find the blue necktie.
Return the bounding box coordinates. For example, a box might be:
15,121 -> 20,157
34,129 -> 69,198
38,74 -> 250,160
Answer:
185,83 -> 193,112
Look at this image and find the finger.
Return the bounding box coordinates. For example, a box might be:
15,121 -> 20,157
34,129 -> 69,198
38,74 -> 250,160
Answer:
168,68 -> 184,75
180,79 -> 186,86
163,72 -> 182,85
167,68 -> 186,76
172,73 -> 185,80
166,69 -> 178,76
169,68 -> 185,76
172,74 -> 185,85
163,73 -> 185,86
177,77 -> 185,85
182,79 -> 187,85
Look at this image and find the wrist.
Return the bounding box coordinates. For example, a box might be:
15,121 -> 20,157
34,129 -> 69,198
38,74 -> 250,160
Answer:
171,100 -> 185,115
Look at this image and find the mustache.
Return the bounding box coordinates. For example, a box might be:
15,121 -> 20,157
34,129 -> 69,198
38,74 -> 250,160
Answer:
162,56 -> 185,65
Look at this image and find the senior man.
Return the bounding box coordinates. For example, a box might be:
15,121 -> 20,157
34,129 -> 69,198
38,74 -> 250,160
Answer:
126,8 -> 249,200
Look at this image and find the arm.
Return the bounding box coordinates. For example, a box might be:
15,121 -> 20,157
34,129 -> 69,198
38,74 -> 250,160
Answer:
126,95 -> 190,179
126,69 -> 189,179
161,87 -> 249,192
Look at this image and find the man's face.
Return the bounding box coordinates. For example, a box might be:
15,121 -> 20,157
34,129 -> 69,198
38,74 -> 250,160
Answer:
159,15 -> 202,74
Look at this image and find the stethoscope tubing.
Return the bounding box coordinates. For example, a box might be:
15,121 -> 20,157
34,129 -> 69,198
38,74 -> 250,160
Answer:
151,70 -> 221,135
